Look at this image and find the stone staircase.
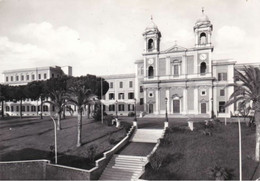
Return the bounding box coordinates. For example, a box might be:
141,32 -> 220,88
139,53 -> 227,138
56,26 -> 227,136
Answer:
99,154 -> 147,180
130,129 -> 164,143
99,128 -> 164,180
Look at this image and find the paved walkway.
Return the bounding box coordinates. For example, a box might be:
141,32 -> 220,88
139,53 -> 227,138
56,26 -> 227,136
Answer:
117,142 -> 155,156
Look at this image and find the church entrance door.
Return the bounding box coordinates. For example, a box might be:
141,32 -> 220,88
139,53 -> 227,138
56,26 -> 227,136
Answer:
148,104 -> 153,113
173,100 -> 180,113
201,103 -> 206,114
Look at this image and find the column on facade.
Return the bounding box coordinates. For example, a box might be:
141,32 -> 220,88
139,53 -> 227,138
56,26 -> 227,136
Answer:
144,88 -> 147,112
166,56 -> 171,77
166,88 -> 171,114
144,38 -> 147,52
155,56 -> 159,78
155,88 -> 160,115
213,85 -> 217,116
194,87 -> 199,114
144,58 -> 147,77
195,32 -> 198,45
155,39 -> 158,51
182,55 -> 186,76
194,53 -> 198,75
209,85 -> 212,115
183,87 -> 188,114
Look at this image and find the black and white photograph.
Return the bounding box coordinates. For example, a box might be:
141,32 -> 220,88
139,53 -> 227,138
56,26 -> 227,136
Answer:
0,0 -> 260,180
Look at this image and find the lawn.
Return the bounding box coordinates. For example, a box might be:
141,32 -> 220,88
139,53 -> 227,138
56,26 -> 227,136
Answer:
141,120 -> 258,180
0,116 -> 131,169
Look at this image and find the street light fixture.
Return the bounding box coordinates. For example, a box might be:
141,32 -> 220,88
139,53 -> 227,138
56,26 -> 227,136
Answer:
165,97 -> 168,122
50,116 -> 57,164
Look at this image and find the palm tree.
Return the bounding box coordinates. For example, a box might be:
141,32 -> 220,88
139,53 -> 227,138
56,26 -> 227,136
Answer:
225,66 -> 260,161
66,79 -> 96,147
43,90 -> 67,130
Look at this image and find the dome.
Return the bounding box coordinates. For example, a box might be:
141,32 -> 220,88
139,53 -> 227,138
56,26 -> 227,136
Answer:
195,9 -> 211,26
145,16 -> 159,31
145,20 -> 158,30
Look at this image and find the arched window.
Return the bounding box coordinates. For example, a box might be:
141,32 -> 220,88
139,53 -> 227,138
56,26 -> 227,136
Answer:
200,62 -> 207,74
200,32 -> 207,44
43,105 -> 48,112
6,106 -> 10,112
148,66 -> 154,78
148,39 -> 154,50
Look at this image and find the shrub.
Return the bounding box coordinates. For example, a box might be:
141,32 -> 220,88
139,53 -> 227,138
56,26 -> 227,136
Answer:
208,166 -> 233,180
128,112 -> 135,117
104,115 -> 114,126
150,152 -> 165,171
92,105 -> 107,122
108,134 -> 124,145
120,121 -> 132,132
160,132 -> 172,146
87,144 -> 98,162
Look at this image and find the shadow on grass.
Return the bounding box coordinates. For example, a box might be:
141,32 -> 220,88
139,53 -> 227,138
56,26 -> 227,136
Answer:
140,163 -> 180,180
0,148 -> 96,170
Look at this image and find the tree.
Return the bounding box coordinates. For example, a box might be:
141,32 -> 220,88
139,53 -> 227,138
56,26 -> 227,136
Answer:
6,85 -> 27,119
24,81 -> 45,119
44,76 -> 69,130
225,66 -> 260,161
66,76 -> 98,147
0,84 -> 9,118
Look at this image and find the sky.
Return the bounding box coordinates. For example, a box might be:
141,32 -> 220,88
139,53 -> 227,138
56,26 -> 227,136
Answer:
0,0 -> 259,82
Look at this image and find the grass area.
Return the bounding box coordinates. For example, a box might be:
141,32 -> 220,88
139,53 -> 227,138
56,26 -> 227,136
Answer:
0,116 -> 131,169
141,121 -> 258,180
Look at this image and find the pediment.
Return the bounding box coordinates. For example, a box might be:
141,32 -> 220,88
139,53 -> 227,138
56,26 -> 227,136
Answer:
162,45 -> 188,53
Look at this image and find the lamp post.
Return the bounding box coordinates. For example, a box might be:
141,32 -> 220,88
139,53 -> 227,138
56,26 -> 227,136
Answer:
238,117 -> 242,181
101,77 -> 103,124
115,100 -> 118,118
134,98 -> 137,121
165,97 -> 168,122
50,116 -> 57,164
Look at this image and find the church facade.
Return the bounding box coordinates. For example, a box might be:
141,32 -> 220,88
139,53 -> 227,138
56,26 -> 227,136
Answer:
102,11 -> 259,118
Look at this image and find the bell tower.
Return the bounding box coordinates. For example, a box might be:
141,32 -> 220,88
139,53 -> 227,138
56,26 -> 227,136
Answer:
194,8 -> 213,48
143,16 -> 161,54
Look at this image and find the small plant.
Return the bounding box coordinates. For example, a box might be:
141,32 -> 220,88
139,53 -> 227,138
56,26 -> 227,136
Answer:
87,144 -> 98,162
104,115 -> 114,126
208,166 -> 233,180
160,132 -> 171,146
128,112 -> 135,117
92,104 -> 107,122
109,135 -> 123,145
150,152 -> 165,171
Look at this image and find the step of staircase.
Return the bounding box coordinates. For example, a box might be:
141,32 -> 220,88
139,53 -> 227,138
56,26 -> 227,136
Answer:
130,129 -> 164,143
99,155 -> 147,180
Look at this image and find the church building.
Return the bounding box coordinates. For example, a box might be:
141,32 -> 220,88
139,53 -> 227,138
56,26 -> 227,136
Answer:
102,10 -> 259,118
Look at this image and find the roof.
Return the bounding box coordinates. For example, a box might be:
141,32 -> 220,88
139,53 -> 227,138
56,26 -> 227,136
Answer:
212,59 -> 237,66
134,59 -> 143,64
2,66 -> 62,74
161,45 -> 188,53
235,63 -> 260,69
101,73 -> 135,79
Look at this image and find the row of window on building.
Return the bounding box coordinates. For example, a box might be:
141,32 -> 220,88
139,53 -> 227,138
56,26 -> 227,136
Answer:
109,81 -> 133,89
6,73 -> 48,82
5,105 -> 53,112
108,92 -> 135,100
107,104 -> 135,112
139,64 -> 228,81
